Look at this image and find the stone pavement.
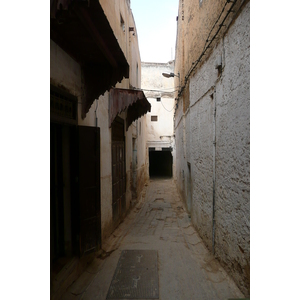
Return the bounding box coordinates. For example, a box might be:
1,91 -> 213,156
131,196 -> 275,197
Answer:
60,178 -> 244,300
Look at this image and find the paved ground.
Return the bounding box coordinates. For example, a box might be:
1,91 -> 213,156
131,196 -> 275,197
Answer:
61,178 -> 244,300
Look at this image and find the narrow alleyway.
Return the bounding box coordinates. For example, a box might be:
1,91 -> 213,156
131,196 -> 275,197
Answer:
61,179 -> 244,300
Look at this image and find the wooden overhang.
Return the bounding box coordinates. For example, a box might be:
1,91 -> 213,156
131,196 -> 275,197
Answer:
109,88 -> 151,131
50,0 -> 130,119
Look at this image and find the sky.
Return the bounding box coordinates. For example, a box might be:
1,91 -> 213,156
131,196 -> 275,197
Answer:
131,0 -> 179,63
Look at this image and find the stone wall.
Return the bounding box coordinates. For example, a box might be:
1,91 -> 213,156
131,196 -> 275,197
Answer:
51,0 -> 147,244
214,4 -> 250,292
50,39 -> 81,99
142,61 -> 176,177
174,0 -> 250,296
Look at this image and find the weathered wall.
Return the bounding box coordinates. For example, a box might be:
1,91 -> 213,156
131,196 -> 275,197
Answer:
141,61 -> 176,177
50,39 -> 81,99
146,97 -> 174,143
100,0 -> 131,64
214,3 -> 250,293
100,0 -> 140,90
136,116 -> 149,197
51,0 -> 148,244
141,62 -> 174,94
79,1 -> 147,242
174,96 -> 184,185
174,0 -> 250,296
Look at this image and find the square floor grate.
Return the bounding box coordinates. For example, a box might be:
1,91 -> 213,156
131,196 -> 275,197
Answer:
106,250 -> 159,299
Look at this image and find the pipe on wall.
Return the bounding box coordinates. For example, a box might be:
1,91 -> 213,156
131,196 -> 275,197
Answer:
212,86 -> 216,255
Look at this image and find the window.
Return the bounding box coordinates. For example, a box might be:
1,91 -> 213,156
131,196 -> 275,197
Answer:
151,116 -> 158,122
120,14 -> 125,32
50,85 -> 77,124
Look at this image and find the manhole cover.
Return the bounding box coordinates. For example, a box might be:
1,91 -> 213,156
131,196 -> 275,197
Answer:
106,250 -> 159,299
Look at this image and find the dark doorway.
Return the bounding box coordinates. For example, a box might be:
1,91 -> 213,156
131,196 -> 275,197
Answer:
149,149 -> 173,178
77,126 -> 101,256
111,117 -> 126,224
50,123 -> 101,274
50,123 -> 77,274
50,86 -> 101,292
50,123 -> 101,256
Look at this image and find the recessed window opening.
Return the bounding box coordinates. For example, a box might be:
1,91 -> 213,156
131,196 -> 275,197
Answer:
120,14 -> 125,32
151,116 -> 158,122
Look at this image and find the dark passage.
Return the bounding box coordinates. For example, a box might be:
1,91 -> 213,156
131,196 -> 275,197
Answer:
149,149 -> 173,178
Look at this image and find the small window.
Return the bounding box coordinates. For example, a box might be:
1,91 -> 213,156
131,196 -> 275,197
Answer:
120,14 -> 125,32
151,116 -> 158,122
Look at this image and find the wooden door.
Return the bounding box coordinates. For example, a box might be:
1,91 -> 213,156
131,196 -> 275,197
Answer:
111,117 -> 126,223
77,126 -> 101,256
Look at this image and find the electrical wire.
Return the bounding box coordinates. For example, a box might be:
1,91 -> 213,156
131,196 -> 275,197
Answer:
136,87 -> 180,93
145,86 -> 179,91
203,0 -> 228,51
178,0 -> 241,97
160,98 -> 176,113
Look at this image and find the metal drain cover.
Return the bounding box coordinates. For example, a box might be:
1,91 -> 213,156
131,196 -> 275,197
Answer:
106,250 -> 159,299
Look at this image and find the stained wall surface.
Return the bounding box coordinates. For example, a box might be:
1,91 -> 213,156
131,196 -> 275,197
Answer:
142,61 -> 176,177
50,0 -> 148,244
174,0 -> 250,296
